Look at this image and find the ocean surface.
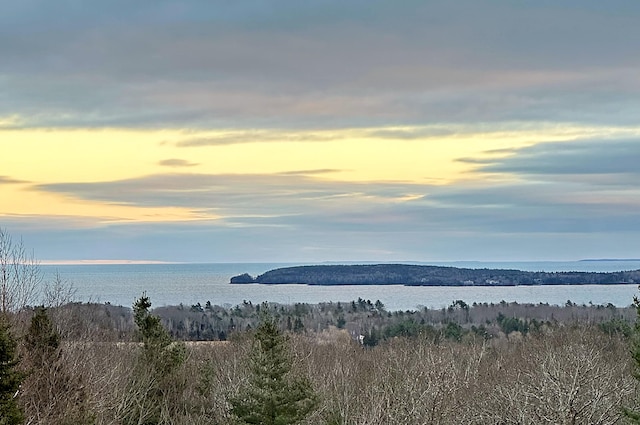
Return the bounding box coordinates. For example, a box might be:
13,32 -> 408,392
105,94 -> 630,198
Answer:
40,261 -> 640,311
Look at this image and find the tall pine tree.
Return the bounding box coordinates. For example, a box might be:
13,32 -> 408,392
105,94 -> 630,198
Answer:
22,307 -> 93,424
25,306 -> 60,363
121,294 -> 186,425
625,293 -> 640,422
230,308 -> 317,425
0,316 -> 24,425
133,294 -> 184,374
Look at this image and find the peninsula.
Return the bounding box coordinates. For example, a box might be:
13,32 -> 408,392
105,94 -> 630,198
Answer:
230,264 -> 640,286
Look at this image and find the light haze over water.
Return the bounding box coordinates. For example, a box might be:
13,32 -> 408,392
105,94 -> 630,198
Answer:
41,261 -> 640,311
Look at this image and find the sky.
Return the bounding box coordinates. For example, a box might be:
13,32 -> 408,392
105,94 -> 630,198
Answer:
2,0 -> 640,263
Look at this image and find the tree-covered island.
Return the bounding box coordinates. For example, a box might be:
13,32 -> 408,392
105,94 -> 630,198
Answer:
231,264 -> 640,286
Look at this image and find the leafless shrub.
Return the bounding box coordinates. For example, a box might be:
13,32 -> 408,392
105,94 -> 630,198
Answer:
43,270 -> 77,309
0,228 -> 41,314
476,328 -> 635,425
14,307 -> 638,425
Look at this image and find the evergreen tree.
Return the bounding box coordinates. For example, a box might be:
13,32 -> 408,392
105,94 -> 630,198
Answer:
0,316 -> 24,425
625,293 -> 640,422
25,306 -> 60,363
293,317 -> 304,334
230,310 -> 317,425
133,294 -> 184,374
362,327 -> 379,347
23,307 -> 94,424
122,295 -> 186,425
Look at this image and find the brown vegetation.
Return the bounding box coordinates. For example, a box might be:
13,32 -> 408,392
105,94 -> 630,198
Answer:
2,229 -> 637,423
3,301 -> 638,425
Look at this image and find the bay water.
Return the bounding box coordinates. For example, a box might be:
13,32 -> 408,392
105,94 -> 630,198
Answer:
41,261 -> 640,311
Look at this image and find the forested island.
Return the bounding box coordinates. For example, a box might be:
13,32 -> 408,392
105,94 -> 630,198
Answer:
231,264 -> 640,286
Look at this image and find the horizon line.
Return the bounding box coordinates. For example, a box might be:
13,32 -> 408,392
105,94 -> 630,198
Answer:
40,259 -> 182,265
37,258 -> 640,266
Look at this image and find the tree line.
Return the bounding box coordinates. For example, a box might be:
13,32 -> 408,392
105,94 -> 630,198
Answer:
232,264 -> 640,286
4,228 -> 640,424
4,298 -> 640,424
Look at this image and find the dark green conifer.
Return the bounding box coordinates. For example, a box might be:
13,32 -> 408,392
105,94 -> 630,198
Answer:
0,316 -> 24,425
122,294 -> 186,425
23,307 -> 94,424
624,293 -> 640,422
230,309 -> 317,425
133,294 -> 181,373
293,317 -> 304,334
25,306 -> 60,363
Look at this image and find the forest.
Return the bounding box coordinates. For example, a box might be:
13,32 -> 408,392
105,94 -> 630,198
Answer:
2,297 -> 640,424
2,229 -> 640,424
231,264 -> 640,286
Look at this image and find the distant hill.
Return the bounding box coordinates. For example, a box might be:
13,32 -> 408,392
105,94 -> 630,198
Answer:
230,264 -> 640,286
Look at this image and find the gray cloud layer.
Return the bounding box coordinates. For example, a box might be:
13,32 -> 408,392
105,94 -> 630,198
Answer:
473,139 -> 640,180
2,1 -> 639,128
4,2 -> 640,261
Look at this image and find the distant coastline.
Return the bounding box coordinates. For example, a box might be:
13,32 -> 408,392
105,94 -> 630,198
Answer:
580,259 -> 640,262
40,259 -> 180,265
231,264 -> 640,286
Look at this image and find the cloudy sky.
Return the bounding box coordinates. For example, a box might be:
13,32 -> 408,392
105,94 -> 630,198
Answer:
2,1 -> 640,263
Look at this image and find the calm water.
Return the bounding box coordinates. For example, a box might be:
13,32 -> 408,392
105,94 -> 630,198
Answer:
40,261 -> 640,311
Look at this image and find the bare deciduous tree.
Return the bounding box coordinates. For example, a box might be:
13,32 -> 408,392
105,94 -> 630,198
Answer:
0,228 -> 41,313
43,270 -> 76,309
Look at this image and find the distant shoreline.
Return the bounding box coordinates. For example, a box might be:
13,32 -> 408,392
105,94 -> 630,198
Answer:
231,264 -> 640,286
580,259 -> 640,262
40,260 -> 181,265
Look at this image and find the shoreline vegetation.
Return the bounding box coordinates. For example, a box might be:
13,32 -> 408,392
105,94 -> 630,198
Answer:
3,297 -> 639,424
2,230 -> 640,423
62,298 -> 637,344
230,264 -> 640,286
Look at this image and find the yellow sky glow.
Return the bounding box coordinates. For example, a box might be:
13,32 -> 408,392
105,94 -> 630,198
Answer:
2,123 -> 638,224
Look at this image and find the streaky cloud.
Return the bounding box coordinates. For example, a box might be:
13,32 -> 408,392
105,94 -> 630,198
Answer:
31,172 -> 432,219
175,132 -> 337,147
475,138 -> 640,178
0,213 -> 125,230
366,127 -> 456,140
3,1 -> 640,129
159,159 -> 199,167
276,169 -> 343,176
0,175 -> 29,185
455,157 -> 495,165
